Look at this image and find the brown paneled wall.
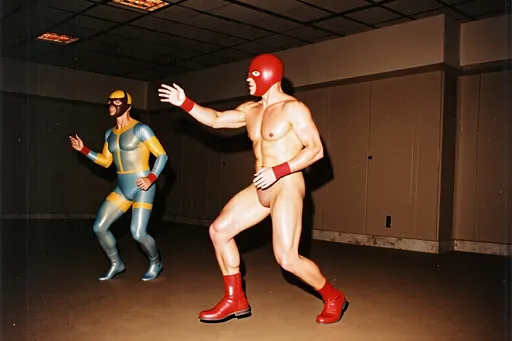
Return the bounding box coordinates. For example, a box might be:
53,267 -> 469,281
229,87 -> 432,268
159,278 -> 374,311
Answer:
454,71 -> 511,244
1,70 -> 509,246
0,92 -> 147,215
141,99 -> 251,221
145,69 -> 509,245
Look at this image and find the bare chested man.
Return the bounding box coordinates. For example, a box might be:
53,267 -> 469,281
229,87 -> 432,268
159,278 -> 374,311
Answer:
158,54 -> 347,324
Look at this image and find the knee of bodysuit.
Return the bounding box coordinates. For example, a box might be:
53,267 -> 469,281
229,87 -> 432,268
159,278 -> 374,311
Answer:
130,205 -> 153,241
93,196 -> 127,234
93,219 -> 110,235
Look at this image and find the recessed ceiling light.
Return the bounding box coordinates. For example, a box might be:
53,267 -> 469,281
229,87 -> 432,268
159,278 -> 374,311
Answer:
36,32 -> 79,45
111,0 -> 171,12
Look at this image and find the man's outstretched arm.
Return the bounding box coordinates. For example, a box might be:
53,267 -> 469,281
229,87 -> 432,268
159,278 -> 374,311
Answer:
158,83 -> 248,129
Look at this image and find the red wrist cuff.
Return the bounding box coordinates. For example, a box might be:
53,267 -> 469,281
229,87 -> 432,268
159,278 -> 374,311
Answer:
180,97 -> 195,112
80,146 -> 90,156
147,172 -> 158,183
272,162 -> 291,179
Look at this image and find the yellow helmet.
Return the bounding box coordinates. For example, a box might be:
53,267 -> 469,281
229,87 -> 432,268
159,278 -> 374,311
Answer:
108,89 -> 132,105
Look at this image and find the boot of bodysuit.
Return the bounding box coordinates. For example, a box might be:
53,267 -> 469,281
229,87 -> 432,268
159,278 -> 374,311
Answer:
315,279 -> 347,324
142,254 -> 162,281
98,251 -> 126,281
199,272 -> 251,322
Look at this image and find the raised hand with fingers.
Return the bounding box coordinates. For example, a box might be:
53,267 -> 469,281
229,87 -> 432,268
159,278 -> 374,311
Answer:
158,83 -> 186,106
69,134 -> 84,151
158,83 -> 195,113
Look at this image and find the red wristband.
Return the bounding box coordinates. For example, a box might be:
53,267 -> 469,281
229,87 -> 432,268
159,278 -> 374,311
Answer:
80,146 -> 90,156
147,172 -> 158,184
180,97 -> 195,112
272,162 -> 291,179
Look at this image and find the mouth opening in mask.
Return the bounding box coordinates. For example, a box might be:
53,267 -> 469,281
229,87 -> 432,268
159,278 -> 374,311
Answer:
108,90 -> 132,118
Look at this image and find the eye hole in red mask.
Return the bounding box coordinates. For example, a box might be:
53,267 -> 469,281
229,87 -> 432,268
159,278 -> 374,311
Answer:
247,54 -> 284,97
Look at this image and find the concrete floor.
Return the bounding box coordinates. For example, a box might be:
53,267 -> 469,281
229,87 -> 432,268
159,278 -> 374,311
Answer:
1,218 -> 509,341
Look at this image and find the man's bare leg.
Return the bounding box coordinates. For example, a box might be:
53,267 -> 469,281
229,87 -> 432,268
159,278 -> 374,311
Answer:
199,184 -> 270,322
271,184 -> 347,324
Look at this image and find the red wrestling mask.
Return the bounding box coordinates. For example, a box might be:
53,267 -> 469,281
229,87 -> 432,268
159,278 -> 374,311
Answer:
108,90 -> 132,118
248,54 -> 284,97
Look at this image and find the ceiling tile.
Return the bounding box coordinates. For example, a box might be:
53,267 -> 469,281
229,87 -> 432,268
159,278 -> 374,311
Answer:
235,41 -> 278,55
299,0 -> 372,13
440,0 -> 475,4
173,59 -> 212,71
374,16 -> 411,28
109,25 -> 160,40
39,0 -> 95,12
211,4 -> 302,31
159,35 -> 220,54
131,16 -> 226,42
127,68 -> 160,80
254,34 -> 306,49
28,6 -> 75,33
152,5 -> 201,21
235,0 -> 330,22
180,0 -> 230,11
84,4 -> 142,22
384,0 -> 443,16
158,48 -> 200,59
150,65 -> 190,78
314,16 -> 368,33
190,54 -> 233,67
342,26 -> 373,35
48,22 -> 97,39
284,26 -> 337,41
72,14 -> 120,31
211,48 -> 255,60
186,14 -> 270,40
345,6 -> 401,24
90,32 -> 133,44
455,0 -> 510,18
78,40 -> 105,52
211,35 -> 248,47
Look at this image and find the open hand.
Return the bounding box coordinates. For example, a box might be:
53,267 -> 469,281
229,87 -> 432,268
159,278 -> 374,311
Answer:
253,167 -> 277,190
69,134 -> 84,151
158,83 -> 186,107
136,177 -> 152,191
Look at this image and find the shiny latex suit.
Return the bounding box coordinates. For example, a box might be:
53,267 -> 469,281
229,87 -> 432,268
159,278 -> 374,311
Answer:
82,118 -> 168,281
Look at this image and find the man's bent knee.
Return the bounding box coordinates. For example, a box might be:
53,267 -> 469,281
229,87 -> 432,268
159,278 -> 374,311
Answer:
93,219 -> 109,234
131,230 -> 148,242
275,252 -> 299,274
209,217 -> 234,244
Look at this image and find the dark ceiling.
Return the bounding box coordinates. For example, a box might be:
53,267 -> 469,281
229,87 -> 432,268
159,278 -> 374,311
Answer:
1,0 -> 510,81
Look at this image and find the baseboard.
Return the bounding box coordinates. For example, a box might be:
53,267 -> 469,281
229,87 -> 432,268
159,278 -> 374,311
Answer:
1,214 -> 508,256
453,240 -> 511,256
313,229 -> 444,254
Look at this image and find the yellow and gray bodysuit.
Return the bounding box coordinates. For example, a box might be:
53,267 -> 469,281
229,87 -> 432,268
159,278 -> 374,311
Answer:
81,107 -> 168,281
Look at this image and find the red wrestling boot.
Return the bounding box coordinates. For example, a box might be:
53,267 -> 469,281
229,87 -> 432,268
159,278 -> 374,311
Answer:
316,279 -> 348,324
199,272 -> 251,322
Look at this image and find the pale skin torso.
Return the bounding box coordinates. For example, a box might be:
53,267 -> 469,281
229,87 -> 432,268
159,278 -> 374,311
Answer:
157,82 -> 327,290
245,99 -> 304,172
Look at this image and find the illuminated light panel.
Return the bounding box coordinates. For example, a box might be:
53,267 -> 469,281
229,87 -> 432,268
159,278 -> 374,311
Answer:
36,32 -> 79,45
112,0 -> 171,11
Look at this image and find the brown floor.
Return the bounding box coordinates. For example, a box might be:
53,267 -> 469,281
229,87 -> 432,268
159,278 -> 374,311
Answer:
1,218 -> 509,341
